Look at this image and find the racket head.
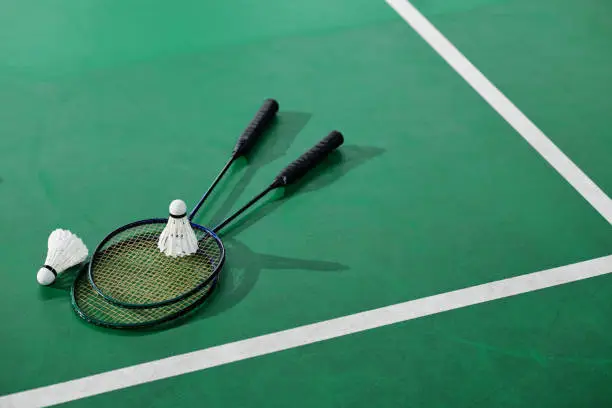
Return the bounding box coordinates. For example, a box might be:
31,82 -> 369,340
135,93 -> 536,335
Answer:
88,219 -> 225,309
71,262 -> 220,329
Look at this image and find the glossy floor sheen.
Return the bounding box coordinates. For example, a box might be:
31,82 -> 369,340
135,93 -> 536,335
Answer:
0,0 -> 610,406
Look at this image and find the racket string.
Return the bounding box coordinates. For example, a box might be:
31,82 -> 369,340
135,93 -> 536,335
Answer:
90,222 -> 223,305
74,268 -> 216,325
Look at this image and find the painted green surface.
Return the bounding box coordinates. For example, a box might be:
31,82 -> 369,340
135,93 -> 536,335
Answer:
0,0 -> 394,77
0,0 -> 610,404
59,272 -> 612,408
412,0 -> 612,196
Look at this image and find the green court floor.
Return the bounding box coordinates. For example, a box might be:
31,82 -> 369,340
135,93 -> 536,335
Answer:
0,0 -> 610,406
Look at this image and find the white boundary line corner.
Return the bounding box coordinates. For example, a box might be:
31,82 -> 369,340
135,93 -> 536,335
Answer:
385,0 -> 612,225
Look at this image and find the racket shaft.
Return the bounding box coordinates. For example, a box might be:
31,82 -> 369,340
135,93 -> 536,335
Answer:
213,131 -> 344,233
189,157 -> 233,220
213,186 -> 274,233
189,99 -> 279,220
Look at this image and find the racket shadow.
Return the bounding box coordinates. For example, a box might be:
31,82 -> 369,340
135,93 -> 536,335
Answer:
190,144 -> 385,318
196,111 -> 312,225
220,144 -> 386,237
194,237 -> 350,320
286,144 -> 386,196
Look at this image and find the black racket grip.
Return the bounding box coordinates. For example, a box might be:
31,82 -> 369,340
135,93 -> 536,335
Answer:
273,131 -> 344,187
232,98 -> 279,158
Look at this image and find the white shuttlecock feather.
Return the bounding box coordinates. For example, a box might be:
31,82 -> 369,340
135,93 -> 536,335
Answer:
157,199 -> 199,257
37,229 -> 89,286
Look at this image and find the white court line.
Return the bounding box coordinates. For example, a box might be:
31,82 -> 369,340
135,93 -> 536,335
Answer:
1,254 -> 611,407
386,0 -> 612,225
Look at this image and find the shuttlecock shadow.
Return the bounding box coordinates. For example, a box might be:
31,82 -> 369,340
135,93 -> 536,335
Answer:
36,264 -> 82,301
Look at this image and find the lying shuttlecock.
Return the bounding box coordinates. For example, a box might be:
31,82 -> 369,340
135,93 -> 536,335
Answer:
157,199 -> 199,257
37,229 -> 89,286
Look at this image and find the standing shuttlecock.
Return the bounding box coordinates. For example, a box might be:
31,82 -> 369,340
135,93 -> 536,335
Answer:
37,229 -> 89,286
157,199 -> 199,257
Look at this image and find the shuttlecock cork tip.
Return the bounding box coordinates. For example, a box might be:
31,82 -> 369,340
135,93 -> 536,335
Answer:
37,266 -> 56,286
169,199 -> 187,217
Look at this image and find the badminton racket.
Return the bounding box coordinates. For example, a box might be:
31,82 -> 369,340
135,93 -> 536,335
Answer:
86,131 -> 344,310
87,99 -> 278,309
72,131 -> 344,328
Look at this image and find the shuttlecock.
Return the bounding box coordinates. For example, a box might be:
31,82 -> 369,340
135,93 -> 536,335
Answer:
157,199 -> 199,257
37,229 -> 89,286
